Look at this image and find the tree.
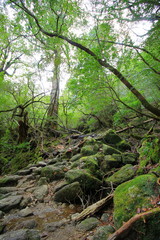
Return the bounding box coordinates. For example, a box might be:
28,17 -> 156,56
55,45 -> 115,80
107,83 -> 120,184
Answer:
6,0 -> 160,119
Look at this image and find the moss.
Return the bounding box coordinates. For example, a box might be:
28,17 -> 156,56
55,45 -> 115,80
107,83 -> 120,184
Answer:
65,169 -> 102,192
81,144 -> 99,156
101,129 -> 122,144
113,174 -> 160,229
105,164 -> 136,186
41,166 -> 65,181
116,140 -> 131,151
103,144 -> 121,155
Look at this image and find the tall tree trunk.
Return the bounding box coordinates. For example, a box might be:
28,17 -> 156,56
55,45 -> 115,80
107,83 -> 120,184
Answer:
47,49 -> 60,129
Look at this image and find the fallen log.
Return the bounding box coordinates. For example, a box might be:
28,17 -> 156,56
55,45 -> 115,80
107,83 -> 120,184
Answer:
108,207 -> 160,240
71,193 -> 113,222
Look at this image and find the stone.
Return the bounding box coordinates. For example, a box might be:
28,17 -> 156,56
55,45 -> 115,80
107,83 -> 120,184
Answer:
0,210 -> 4,219
18,219 -> 37,229
101,213 -> 110,222
77,217 -> 100,231
72,155 -> 99,175
0,229 -> 40,240
70,154 -> 82,162
103,144 -> 121,155
54,182 -> 83,203
101,154 -> 122,171
116,140 -> 131,151
16,169 -> 32,176
0,195 -> 23,212
93,225 -> 115,240
0,175 -> 22,187
20,196 -> 32,208
19,207 -> 33,217
105,164 -> 137,186
40,165 -> 65,181
122,153 -> 138,164
113,174 -> 160,229
36,177 -> 48,186
0,187 -> 18,194
65,169 -> 102,192
45,219 -> 68,232
0,222 -> 5,234
81,144 -> 99,156
99,129 -> 122,144
33,185 -> 48,201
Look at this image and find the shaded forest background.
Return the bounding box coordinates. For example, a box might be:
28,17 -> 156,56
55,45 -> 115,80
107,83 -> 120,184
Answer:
0,0 -> 159,173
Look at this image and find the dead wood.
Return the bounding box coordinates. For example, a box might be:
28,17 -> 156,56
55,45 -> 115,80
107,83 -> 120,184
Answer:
116,118 -> 155,133
71,194 -> 113,222
108,207 -> 160,240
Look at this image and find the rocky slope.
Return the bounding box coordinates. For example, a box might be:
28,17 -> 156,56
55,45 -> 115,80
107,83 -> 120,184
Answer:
0,129 -> 160,240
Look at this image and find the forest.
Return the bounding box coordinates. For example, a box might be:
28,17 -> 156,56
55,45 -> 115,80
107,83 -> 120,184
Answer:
0,0 -> 160,240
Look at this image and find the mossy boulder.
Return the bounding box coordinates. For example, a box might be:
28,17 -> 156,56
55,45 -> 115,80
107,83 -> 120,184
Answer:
116,140 -> 131,151
93,225 -> 115,240
54,182 -> 83,203
65,169 -> 102,192
102,144 -> 121,155
71,155 -> 99,174
77,217 -> 100,231
70,154 -> 82,162
105,164 -> 137,186
100,129 -> 122,144
0,175 -> 21,187
113,174 -> 160,229
40,165 -> 65,181
122,153 -> 138,164
81,144 -> 99,156
101,154 -> 122,171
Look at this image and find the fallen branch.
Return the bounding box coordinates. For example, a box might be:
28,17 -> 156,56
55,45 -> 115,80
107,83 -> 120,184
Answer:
116,118 -> 155,133
71,194 -> 113,222
108,207 -> 160,240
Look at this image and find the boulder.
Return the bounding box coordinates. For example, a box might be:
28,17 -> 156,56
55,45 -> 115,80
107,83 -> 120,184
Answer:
0,175 -> 22,187
122,153 -> 138,164
77,217 -> 100,231
33,185 -> 48,201
93,225 -> 115,240
101,154 -> 122,171
0,195 -> 23,212
65,169 -> 102,192
0,229 -> 40,240
19,207 -> 33,217
40,165 -> 65,181
103,144 -> 121,155
113,174 -> 160,235
70,153 -> 82,162
105,164 -> 137,186
71,155 -> 99,175
116,140 -> 131,151
81,144 -> 99,156
54,182 -> 83,203
98,129 -> 122,144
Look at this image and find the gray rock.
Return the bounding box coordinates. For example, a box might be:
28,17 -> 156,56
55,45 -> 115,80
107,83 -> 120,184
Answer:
101,213 -> 110,222
45,219 -> 68,232
16,169 -> 32,176
54,182 -> 83,203
20,196 -> 32,208
103,144 -> 121,155
93,225 -> 115,240
19,207 -> 33,217
0,187 -> 18,194
18,219 -> 37,229
36,177 -> 48,186
33,185 -> 48,201
0,195 -> 23,212
0,210 -> 4,219
0,175 -> 22,187
0,229 -> 40,240
40,165 -> 65,181
0,222 -> 5,234
77,217 -> 100,231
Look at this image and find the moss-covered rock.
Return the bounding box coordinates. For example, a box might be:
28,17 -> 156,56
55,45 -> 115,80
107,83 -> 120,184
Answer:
102,144 -> 121,155
81,144 -> 99,156
101,154 -> 122,171
54,182 -> 83,203
105,164 -> 137,186
71,155 -> 99,175
122,153 -> 138,164
0,175 -> 21,187
113,174 -> 160,229
93,225 -> 115,240
77,217 -> 100,231
65,169 -> 102,192
40,165 -> 65,182
116,140 -> 131,151
70,153 -> 82,162
100,129 -> 122,144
